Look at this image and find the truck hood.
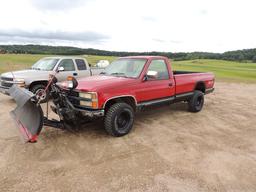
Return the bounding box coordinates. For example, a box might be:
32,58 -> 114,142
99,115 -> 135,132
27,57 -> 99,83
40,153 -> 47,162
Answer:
1,69 -> 50,80
76,75 -> 138,92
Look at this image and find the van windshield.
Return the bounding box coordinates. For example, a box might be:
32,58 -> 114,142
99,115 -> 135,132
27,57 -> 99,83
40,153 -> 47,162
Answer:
31,59 -> 59,71
104,59 -> 147,78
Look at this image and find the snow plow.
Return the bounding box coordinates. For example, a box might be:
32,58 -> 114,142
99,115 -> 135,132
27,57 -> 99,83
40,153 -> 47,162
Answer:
9,74 -> 81,143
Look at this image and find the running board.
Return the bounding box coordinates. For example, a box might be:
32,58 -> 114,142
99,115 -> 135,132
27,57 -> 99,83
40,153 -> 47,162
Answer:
137,96 -> 175,109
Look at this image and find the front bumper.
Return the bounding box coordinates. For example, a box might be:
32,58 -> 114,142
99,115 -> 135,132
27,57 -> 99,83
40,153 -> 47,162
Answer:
205,88 -> 214,94
79,108 -> 104,118
0,79 -> 26,95
51,100 -> 104,119
0,85 -> 10,95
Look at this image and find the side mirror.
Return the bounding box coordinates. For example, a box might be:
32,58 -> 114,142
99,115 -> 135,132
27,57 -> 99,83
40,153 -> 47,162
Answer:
144,70 -> 158,81
57,66 -> 65,72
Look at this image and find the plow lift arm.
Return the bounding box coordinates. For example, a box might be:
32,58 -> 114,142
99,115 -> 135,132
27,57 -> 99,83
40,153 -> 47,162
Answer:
8,70 -> 78,143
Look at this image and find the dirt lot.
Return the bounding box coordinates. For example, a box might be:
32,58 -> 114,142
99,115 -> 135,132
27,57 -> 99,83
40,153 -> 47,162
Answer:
0,81 -> 256,192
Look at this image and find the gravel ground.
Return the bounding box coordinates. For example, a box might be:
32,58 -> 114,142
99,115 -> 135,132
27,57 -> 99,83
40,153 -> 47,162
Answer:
0,81 -> 256,192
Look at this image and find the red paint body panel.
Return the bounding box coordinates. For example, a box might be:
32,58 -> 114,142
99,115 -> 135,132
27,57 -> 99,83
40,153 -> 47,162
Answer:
75,56 -> 215,109
174,72 -> 214,94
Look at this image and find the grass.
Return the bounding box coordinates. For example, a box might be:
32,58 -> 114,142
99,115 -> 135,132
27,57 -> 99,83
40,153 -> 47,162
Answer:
0,54 -> 46,73
0,54 -> 117,73
85,55 -> 116,65
0,54 -> 255,82
172,59 -> 256,83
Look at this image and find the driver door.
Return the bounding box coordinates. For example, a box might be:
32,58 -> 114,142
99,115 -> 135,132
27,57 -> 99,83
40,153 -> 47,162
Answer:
136,59 -> 175,102
55,59 -> 77,82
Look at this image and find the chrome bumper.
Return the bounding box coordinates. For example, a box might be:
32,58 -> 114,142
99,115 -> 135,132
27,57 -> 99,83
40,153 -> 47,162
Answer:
0,79 -> 26,95
0,85 -> 10,95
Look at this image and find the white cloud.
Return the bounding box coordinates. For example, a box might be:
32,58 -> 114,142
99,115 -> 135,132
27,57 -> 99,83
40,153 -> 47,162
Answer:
0,29 -> 109,42
0,0 -> 256,52
30,0 -> 92,11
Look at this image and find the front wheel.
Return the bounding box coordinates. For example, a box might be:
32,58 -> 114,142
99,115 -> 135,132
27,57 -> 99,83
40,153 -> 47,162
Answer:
188,90 -> 204,112
104,103 -> 134,137
30,84 -> 49,103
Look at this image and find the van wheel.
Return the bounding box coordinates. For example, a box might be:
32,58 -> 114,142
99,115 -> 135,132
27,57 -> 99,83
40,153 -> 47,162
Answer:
104,103 -> 134,137
188,90 -> 204,112
30,84 -> 49,103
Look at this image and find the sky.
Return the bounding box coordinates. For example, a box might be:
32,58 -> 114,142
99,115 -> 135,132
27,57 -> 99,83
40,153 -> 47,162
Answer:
0,0 -> 256,53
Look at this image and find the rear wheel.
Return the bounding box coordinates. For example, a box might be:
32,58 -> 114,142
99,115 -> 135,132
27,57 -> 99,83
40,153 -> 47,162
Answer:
188,90 -> 204,112
30,84 -> 49,103
104,103 -> 134,137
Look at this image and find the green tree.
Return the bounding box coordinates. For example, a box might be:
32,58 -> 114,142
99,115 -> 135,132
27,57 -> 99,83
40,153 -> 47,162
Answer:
252,56 -> 256,63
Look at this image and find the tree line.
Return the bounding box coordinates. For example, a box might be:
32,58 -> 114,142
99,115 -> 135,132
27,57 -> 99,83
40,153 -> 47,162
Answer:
0,44 -> 256,63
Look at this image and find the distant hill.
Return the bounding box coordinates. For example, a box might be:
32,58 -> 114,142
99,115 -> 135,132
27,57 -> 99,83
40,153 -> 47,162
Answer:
0,44 -> 256,62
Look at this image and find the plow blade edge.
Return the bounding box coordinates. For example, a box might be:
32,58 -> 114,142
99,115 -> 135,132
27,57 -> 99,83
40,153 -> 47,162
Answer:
8,85 -> 44,142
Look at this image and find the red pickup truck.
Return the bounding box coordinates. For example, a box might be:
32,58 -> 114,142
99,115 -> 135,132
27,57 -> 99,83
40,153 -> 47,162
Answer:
9,56 -> 214,142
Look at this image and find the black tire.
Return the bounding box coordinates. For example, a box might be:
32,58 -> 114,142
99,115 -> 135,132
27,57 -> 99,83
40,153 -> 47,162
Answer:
30,84 -> 49,103
188,90 -> 204,112
104,103 -> 134,137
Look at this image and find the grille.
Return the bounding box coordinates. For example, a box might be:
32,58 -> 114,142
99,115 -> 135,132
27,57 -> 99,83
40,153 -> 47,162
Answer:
1,81 -> 13,88
67,91 -> 80,106
69,90 -> 79,97
1,77 -> 13,81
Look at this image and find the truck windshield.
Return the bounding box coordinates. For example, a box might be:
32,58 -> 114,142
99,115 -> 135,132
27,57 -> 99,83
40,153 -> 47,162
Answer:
31,59 -> 59,71
104,59 -> 147,78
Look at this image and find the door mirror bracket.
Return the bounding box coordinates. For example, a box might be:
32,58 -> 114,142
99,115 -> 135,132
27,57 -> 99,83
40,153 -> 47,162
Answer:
57,66 -> 65,73
143,70 -> 158,81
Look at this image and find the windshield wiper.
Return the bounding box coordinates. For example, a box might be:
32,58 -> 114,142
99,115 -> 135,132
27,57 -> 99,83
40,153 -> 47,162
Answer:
32,67 -> 41,70
110,72 -> 127,77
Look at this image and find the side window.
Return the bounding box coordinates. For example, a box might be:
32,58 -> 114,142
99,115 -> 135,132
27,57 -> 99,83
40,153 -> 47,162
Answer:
147,59 -> 169,80
75,59 -> 87,70
58,59 -> 75,71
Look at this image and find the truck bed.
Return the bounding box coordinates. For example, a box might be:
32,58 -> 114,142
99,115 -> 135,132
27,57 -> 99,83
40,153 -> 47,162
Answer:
173,70 -> 200,75
173,71 -> 214,95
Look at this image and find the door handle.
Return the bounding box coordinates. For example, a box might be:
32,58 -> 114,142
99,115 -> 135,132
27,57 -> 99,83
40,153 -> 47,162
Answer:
168,83 -> 173,87
73,72 -> 78,76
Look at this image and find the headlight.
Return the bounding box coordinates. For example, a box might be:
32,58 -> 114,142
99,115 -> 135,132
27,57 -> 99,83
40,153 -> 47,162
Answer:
13,78 -> 25,87
79,92 -> 98,109
79,93 -> 94,99
14,78 -> 25,83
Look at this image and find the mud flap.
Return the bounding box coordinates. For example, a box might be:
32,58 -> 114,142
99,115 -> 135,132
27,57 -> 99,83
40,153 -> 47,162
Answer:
8,85 -> 44,143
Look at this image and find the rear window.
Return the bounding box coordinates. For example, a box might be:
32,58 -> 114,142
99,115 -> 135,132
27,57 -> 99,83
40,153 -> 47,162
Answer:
76,59 -> 87,70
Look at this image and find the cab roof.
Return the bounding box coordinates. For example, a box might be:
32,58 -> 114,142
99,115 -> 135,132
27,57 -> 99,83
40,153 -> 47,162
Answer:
120,55 -> 168,60
42,56 -> 85,60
